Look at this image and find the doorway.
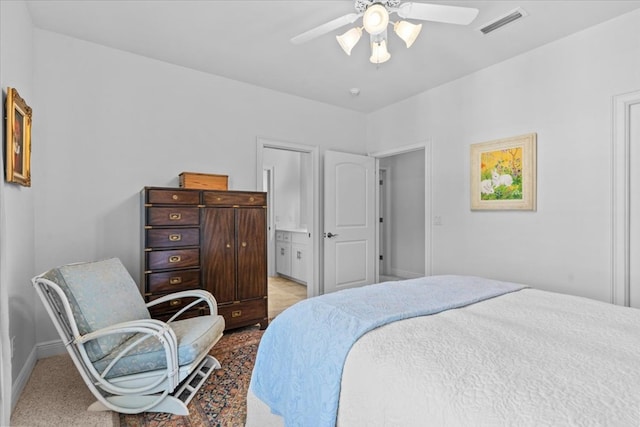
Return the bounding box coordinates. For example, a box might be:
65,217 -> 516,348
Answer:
377,148 -> 427,282
612,90 -> 640,308
256,138 -> 319,315
321,145 -> 431,291
378,167 -> 392,281
371,142 -> 431,283
630,100 -> 640,308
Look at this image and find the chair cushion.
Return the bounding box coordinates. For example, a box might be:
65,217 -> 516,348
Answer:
42,258 -> 150,362
93,314 -> 225,379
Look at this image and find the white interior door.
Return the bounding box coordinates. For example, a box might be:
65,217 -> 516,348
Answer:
324,150 -> 375,293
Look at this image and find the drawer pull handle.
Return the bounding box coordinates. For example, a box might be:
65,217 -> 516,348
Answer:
226,243 -> 231,248
169,255 -> 182,263
169,277 -> 182,285
168,233 -> 182,241
216,197 -> 222,201
249,197 -> 255,202
242,242 -> 247,247
169,213 -> 182,220
170,299 -> 182,307
231,310 -> 242,318
172,194 -> 179,200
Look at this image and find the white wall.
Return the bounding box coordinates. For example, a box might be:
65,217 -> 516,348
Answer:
367,9 -> 640,302
30,29 -> 366,346
0,0 -> 37,414
379,150 -> 425,278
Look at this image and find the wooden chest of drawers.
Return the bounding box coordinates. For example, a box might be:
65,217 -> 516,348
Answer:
142,187 -> 268,330
217,299 -> 268,330
142,188 -> 203,319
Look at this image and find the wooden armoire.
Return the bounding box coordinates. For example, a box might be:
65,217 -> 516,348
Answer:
142,187 -> 268,330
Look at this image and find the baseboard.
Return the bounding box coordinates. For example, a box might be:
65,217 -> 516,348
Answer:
274,273 -> 307,286
11,346 -> 36,411
11,339 -> 65,411
388,268 -> 423,280
36,339 -> 65,359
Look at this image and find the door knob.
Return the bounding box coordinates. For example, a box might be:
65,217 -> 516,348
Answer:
326,232 -> 339,238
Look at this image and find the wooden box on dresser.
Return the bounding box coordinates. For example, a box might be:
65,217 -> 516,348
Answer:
142,187 -> 268,330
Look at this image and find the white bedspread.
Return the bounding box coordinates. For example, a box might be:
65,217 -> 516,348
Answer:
338,288 -> 640,426
250,275 -> 525,426
247,288 -> 640,426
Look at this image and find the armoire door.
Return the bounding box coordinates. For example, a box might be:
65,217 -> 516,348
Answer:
236,207 -> 267,301
202,207 -> 236,304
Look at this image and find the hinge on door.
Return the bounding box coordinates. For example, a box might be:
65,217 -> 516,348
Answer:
379,179 -> 383,185
379,217 -> 383,223
379,255 -> 383,260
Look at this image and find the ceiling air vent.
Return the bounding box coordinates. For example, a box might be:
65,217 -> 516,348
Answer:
478,8 -> 528,35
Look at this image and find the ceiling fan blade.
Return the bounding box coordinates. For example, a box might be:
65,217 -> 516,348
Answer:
291,13 -> 362,45
396,2 -> 479,25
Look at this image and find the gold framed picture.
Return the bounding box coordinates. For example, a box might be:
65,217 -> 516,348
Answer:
5,87 -> 32,187
470,133 -> 536,211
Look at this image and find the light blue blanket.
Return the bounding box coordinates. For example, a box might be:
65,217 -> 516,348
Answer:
250,275 -> 526,427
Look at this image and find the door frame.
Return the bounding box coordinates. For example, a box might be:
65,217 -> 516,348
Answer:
612,90 -> 640,306
378,167 -> 392,279
256,137 -> 319,298
262,166 -> 276,276
369,141 -> 432,282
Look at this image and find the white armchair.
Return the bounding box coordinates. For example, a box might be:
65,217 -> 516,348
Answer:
32,257 -> 225,415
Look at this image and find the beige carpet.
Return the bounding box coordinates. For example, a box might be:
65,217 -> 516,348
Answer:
10,354 -> 118,427
11,276 -> 305,426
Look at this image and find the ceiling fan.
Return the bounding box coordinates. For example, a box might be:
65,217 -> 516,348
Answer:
291,0 -> 479,64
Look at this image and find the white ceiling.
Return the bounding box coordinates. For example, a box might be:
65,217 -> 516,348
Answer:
26,0 -> 640,113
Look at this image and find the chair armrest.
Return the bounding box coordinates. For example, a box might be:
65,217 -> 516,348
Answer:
76,318 -> 173,344
146,289 -> 219,321
76,318 -> 181,391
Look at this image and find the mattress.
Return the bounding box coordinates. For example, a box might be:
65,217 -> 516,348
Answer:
247,285 -> 640,426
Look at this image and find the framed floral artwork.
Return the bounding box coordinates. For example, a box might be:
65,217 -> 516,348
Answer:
470,133 -> 536,211
5,87 -> 32,187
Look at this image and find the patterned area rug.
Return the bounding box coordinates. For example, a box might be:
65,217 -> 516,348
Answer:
120,325 -> 264,427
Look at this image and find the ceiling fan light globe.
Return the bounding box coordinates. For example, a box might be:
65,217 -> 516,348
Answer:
394,21 -> 422,48
336,27 -> 363,55
369,39 -> 391,64
363,4 -> 389,35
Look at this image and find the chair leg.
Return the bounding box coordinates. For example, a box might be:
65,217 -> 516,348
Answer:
173,355 -> 221,405
88,395 -> 189,416
87,355 -> 221,415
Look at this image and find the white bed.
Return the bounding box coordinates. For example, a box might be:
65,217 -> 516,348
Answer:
247,277 -> 640,426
